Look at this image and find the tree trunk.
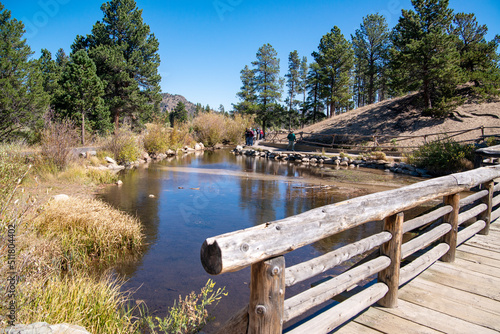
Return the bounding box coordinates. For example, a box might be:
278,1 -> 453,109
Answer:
81,112 -> 85,146
114,108 -> 121,133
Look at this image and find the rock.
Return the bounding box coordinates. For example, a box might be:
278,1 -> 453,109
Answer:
85,151 -> 97,158
235,145 -> 243,151
105,156 -> 117,164
340,161 -> 349,167
142,152 -> 151,162
52,194 -> 69,202
310,158 -> 317,163
194,143 -> 203,151
116,180 -> 123,186
302,157 -> 310,163
2,322 -> 90,334
149,194 -> 155,198
108,164 -> 125,171
166,149 -> 176,156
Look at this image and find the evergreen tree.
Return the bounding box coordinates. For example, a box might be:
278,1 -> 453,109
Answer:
450,13 -> 500,98
38,49 -> 61,104
0,4 -> 48,141
56,50 -> 109,144
305,62 -> 326,124
55,48 -> 69,68
170,101 -> 188,126
285,50 -> 301,129
298,56 -> 308,127
312,26 -> 354,117
351,14 -> 390,105
390,0 -> 460,115
72,0 -> 161,130
252,43 -> 283,131
234,65 -> 258,114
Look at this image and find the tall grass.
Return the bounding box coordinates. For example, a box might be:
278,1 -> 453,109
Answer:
32,197 -> 143,268
17,272 -> 136,334
192,112 -> 254,146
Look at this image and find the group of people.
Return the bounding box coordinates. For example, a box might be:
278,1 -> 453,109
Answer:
245,128 -> 264,146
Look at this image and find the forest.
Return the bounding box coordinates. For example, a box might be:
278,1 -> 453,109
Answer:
1,0 -> 499,143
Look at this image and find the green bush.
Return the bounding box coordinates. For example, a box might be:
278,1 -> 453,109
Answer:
143,123 -> 169,155
106,128 -> 142,164
409,139 -> 475,175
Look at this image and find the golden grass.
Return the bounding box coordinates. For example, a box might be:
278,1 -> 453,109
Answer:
16,272 -> 136,334
33,197 -> 143,267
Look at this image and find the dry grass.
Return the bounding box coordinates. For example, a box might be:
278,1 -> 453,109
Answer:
16,272 -> 136,334
32,197 -> 143,267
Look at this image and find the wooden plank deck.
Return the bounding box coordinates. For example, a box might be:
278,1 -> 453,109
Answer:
335,220 -> 500,334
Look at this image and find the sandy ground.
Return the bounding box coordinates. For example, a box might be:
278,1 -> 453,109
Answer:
297,93 -> 500,147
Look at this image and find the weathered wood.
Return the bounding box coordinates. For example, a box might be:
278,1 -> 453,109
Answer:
459,190 -> 488,208
399,243 -> 450,286
334,320 -> 382,333
375,299 -> 500,334
457,220 -> 486,246
479,181 -> 494,235
377,213 -> 403,308
458,243 -> 500,260
284,231 -> 391,287
402,205 -> 452,234
441,193 -> 460,262
215,305 -> 249,334
401,223 -> 451,259
286,283 -> 389,334
248,256 -> 285,334
490,206 -> 500,222
466,234 -> 500,252
201,166 -> 500,275
457,203 -> 487,225
491,193 -> 500,207
283,257 -> 390,322
456,249 -> 500,269
352,307 -> 442,334
494,182 -> 500,193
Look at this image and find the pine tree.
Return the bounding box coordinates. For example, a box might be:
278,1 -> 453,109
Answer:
285,50 -> 301,129
170,101 -> 188,126
252,43 -> 283,131
234,65 -> 258,114
72,0 -> 161,130
56,50 -> 109,144
312,26 -> 354,117
305,62 -> 326,124
298,56 -> 308,127
55,48 -> 69,68
0,4 -> 48,141
38,49 -> 61,105
450,13 -> 500,98
351,14 -> 390,105
390,0 -> 461,115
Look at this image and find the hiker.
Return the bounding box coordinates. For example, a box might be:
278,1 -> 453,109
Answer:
287,130 -> 296,151
245,128 -> 253,146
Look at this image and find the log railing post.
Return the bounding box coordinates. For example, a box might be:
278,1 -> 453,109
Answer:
248,256 -> 285,334
441,193 -> 460,262
479,181 -> 494,235
377,212 -> 403,308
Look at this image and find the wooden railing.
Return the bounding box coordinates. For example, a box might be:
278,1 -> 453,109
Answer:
200,166 -> 500,333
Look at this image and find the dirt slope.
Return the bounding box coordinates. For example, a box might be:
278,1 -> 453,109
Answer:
300,93 -> 500,146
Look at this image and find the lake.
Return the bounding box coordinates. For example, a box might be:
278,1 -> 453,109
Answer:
98,149 -> 420,330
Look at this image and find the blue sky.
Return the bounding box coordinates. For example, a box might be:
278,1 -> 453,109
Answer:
3,0 -> 500,111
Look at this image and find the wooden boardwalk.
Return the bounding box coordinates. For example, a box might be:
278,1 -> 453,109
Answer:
336,220 -> 500,334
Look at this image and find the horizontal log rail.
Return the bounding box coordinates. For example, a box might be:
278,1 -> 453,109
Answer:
200,166 -> 500,333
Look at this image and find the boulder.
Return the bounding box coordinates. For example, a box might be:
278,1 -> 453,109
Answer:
3,322 -> 90,334
52,194 -> 69,202
194,143 -> 203,151
116,180 -> 123,186
105,156 -> 117,164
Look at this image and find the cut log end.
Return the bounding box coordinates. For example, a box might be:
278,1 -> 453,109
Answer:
200,239 -> 223,275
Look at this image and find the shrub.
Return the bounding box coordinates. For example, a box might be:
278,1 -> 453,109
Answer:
224,114 -> 254,145
370,151 -> 387,161
40,120 -> 78,170
144,279 -> 227,334
192,113 -> 226,147
409,139 -> 475,175
143,123 -> 169,155
106,128 -> 142,164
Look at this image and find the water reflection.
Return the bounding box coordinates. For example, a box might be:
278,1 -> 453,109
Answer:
98,150 -> 419,328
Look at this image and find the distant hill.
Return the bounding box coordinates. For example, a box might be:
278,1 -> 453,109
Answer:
160,93 -> 197,115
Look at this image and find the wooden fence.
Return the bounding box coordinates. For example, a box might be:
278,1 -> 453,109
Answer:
200,165 -> 500,333
265,126 -> 500,151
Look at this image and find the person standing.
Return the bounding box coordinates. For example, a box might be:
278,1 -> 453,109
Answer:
287,130 -> 296,151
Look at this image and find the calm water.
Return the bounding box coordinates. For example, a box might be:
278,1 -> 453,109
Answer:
98,150 -> 419,330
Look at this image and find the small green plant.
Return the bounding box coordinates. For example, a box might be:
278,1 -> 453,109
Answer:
485,136 -> 499,147
145,279 -> 227,334
408,138 -> 475,175
370,151 -> 387,161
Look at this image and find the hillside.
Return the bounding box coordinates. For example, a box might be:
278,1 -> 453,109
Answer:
300,93 -> 500,146
160,92 -> 198,115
